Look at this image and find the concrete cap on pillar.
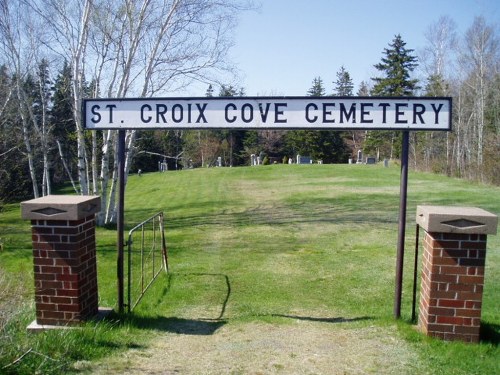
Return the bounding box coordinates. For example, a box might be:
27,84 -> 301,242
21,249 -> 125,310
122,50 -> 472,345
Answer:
416,205 -> 498,234
21,195 -> 101,221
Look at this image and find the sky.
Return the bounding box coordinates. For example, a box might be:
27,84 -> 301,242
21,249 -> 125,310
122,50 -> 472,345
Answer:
188,0 -> 500,96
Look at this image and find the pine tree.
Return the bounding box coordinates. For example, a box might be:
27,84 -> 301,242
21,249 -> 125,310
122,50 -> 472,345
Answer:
333,66 -> 354,96
307,77 -> 326,96
372,34 -> 419,96
424,74 -> 448,97
357,81 -> 371,96
368,35 -> 419,159
206,84 -> 214,97
51,61 -> 77,183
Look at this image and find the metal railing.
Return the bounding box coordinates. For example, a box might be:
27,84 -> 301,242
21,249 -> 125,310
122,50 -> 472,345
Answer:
126,212 -> 168,312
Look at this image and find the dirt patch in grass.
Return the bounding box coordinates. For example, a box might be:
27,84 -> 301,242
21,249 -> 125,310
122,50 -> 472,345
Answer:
83,320 -> 421,374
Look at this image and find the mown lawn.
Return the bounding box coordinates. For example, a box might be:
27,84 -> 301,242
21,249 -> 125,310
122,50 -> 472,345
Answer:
1,164 -> 499,374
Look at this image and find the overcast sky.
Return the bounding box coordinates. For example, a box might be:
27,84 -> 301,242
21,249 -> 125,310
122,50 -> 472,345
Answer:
187,0 -> 499,96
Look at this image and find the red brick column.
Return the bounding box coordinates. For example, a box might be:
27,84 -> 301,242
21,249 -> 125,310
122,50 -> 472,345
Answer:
419,232 -> 486,342
22,195 -> 101,328
416,206 -> 497,343
31,215 -> 98,325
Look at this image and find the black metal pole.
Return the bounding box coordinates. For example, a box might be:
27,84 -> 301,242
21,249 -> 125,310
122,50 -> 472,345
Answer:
117,130 -> 126,313
394,130 -> 410,319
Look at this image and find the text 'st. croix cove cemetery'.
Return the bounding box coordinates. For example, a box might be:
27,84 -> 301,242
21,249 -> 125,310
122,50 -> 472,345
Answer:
84,96 -> 451,131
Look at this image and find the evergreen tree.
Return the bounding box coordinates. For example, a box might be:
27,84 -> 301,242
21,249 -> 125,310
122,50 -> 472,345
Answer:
206,84 -> 214,97
424,73 -> 448,97
333,66 -> 354,96
367,34 -> 419,160
357,81 -> 371,96
219,84 -> 245,97
307,77 -> 326,96
371,34 -> 419,96
51,61 -> 77,183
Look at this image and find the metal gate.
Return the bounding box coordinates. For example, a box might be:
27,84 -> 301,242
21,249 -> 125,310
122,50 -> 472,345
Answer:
126,212 -> 168,312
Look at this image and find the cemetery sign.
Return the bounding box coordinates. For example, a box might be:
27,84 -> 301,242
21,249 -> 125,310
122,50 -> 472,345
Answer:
83,96 -> 451,131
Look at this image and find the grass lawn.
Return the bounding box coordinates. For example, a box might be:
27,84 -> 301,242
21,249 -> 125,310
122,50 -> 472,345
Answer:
1,164 -> 499,374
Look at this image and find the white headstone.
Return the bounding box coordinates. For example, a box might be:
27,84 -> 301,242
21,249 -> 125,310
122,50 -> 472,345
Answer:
357,150 -> 363,164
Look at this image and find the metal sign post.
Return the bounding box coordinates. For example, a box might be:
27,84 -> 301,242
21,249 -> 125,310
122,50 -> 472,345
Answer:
394,130 -> 409,318
117,130 -> 126,313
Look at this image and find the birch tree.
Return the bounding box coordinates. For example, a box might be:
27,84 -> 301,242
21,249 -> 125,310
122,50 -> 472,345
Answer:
0,1 -> 41,198
418,16 -> 456,173
459,17 -> 499,179
26,0 -> 252,224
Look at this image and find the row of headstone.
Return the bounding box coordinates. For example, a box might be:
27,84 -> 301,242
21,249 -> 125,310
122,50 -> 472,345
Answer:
250,154 -> 322,165
347,150 -> 389,167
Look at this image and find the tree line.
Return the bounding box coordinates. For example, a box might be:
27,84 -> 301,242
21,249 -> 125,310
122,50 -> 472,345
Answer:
1,1 -> 499,224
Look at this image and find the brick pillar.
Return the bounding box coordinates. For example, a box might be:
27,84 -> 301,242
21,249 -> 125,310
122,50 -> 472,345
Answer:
416,206 -> 497,343
22,195 -> 101,328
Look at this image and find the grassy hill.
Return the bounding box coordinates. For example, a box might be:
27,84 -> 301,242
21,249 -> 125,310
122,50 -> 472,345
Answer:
1,164 -> 499,373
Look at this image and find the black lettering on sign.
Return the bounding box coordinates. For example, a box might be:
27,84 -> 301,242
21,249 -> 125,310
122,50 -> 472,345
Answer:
274,103 -> 287,123
172,104 -> 183,123
360,103 -> 373,123
225,103 -> 236,123
431,103 -> 443,124
340,103 -> 355,123
141,104 -> 152,123
156,104 -> 168,123
305,103 -> 318,123
378,103 -> 390,123
395,103 -> 408,124
105,104 -> 117,123
196,103 -> 208,123
258,103 -> 271,122
322,103 -> 335,123
241,103 -> 254,123
91,105 -> 101,123
413,104 -> 426,124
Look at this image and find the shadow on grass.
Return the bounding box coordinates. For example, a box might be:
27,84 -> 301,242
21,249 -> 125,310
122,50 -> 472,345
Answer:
127,315 -> 227,335
126,193 -> 399,232
121,272 -> 373,335
271,314 -> 373,324
170,273 -> 232,321
481,322 -> 500,346
123,272 -> 231,336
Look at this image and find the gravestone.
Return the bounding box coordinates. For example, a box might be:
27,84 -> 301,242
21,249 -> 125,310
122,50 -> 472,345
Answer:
297,155 -> 312,164
366,157 -> 376,164
356,150 -> 363,164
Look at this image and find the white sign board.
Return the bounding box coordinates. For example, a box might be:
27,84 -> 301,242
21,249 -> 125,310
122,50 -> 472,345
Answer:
83,96 -> 452,131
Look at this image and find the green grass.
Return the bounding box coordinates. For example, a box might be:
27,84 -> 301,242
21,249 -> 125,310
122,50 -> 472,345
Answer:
1,164 -> 499,373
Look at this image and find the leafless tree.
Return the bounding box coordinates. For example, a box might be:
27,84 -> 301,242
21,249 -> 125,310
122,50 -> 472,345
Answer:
23,0 -> 253,224
459,17 -> 499,176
